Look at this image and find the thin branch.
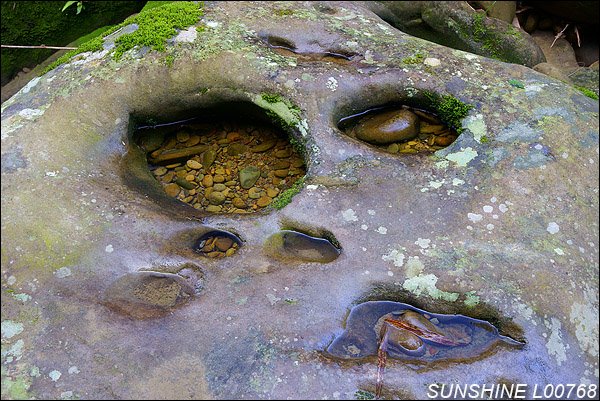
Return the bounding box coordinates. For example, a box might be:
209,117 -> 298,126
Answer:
550,24 -> 569,48
574,25 -> 581,47
1,44 -> 78,50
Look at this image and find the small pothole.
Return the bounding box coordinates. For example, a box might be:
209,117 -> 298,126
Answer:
338,105 -> 459,154
135,112 -> 306,214
264,230 -> 341,263
193,230 -> 243,258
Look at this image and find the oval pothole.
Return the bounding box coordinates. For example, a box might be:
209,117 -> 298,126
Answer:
134,106 -> 306,214
338,104 -> 460,154
193,229 -> 243,258
264,230 -> 341,263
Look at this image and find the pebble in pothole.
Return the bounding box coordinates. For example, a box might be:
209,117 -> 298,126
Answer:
103,271 -> 196,319
340,106 -> 458,154
263,230 -> 341,263
326,301 -> 524,363
138,120 -> 306,214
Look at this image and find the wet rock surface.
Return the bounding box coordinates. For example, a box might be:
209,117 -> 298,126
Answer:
1,1 -> 598,399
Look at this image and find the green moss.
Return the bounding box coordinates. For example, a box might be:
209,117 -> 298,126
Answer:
43,2 -> 203,73
480,135 -> 490,143
274,9 -> 295,16
424,92 -> 473,133
164,54 -> 175,67
261,93 -> 283,103
575,86 -> 599,100
271,177 -> 305,210
402,52 -> 425,65
508,79 -> 525,89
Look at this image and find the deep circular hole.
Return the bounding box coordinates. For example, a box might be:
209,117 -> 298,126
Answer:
338,103 -> 460,155
193,229 -> 243,258
132,102 -> 307,214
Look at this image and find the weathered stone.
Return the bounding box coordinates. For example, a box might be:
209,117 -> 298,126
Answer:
202,149 -> 217,169
239,166 -> 261,189
202,175 -> 213,187
257,196 -> 272,207
251,139 -> 277,152
164,183 -> 180,197
351,109 -> 419,145
208,191 -> 226,205
186,159 -> 202,170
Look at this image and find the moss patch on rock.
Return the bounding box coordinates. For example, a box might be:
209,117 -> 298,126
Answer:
43,1 -> 204,73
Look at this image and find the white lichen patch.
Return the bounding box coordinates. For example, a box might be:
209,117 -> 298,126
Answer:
464,291 -> 480,307
404,256 -> 424,278
415,238 -> 431,249
2,339 -> 25,363
554,248 -> 565,255
105,244 -> 114,253
382,249 -> 405,267
464,114 -> 487,143
545,317 -> 568,366
54,267 -> 72,278
376,226 -> 387,234
1,320 -> 24,339
468,213 -> 483,223
446,147 -> 478,167
174,26 -> 197,43
452,178 -> 465,186
21,77 -> 41,94
326,77 -> 338,91
424,57 -> 441,67
341,209 -> 358,222
429,179 -> 445,189
18,108 -> 45,120
402,274 -> 460,302
547,222 -> 560,234
12,293 -> 31,303
570,288 -> 599,357
49,370 -> 62,382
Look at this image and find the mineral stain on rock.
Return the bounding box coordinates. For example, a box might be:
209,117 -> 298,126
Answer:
326,301 -> 523,363
263,230 -> 341,263
103,271 -> 196,319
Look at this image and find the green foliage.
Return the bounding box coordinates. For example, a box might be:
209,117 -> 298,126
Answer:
164,54 -> 175,67
425,92 -> 473,133
402,52 -> 425,65
575,86 -> 599,100
62,1 -> 84,15
43,2 -> 204,73
271,177 -> 305,210
480,135 -> 490,143
508,79 -> 525,88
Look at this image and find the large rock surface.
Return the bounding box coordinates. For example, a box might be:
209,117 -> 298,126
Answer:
1,1 -> 598,399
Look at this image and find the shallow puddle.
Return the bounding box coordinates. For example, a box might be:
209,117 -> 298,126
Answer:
136,118 -> 306,214
326,301 -> 523,363
264,230 -> 341,263
338,105 -> 458,154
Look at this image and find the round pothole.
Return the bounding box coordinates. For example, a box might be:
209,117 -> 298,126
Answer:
193,229 -> 243,258
338,104 -> 460,154
134,106 -> 306,214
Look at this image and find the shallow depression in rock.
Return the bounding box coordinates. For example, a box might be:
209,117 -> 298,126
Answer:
338,104 -> 459,154
134,108 -> 306,214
